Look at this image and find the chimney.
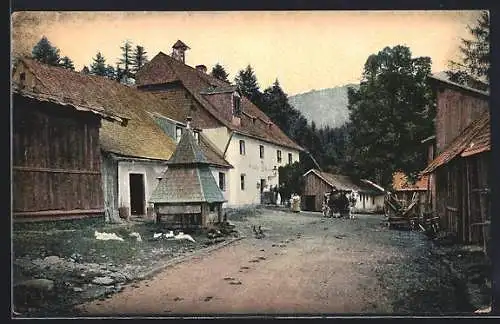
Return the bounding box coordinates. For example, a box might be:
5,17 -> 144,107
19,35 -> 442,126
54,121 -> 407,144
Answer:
172,40 -> 190,63
186,116 -> 192,129
196,65 -> 207,74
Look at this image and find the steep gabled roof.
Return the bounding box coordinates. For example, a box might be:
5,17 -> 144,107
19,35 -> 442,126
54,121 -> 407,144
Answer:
13,58 -> 178,160
13,58 -> 230,164
136,52 -> 304,151
303,169 -> 384,194
149,127 -> 226,204
422,112 -> 490,174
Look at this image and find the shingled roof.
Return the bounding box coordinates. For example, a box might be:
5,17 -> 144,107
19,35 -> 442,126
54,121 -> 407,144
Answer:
392,171 -> 428,191
13,58 -> 231,165
135,51 -> 303,151
422,112 -> 490,174
303,169 -> 385,194
149,127 -> 226,204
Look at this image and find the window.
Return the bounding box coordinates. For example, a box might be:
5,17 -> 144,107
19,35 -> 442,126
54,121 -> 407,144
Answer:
239,140 -> 246,155
233,93 -> 241,116
277,150 -> 282,163
209,203 -> 216,212
240,174 -> 245,190
219,172 -> 226,191
372,196 -> 375,205
176,126 -> 182,143
288,153 -> 293,164
260,145 -> 264,159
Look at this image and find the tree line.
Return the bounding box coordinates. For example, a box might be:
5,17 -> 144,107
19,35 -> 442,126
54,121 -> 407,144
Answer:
27,11 -> 488,196
31,37 -> 149,83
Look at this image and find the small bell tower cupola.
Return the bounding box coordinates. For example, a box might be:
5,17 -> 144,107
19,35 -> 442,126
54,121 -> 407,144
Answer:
171,40 -> 190,63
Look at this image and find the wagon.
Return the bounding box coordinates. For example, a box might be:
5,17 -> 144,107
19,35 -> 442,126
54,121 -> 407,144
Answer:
384,191 -> 419,229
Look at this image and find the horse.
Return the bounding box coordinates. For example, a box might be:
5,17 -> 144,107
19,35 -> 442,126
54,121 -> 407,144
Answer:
327,190 -> 351,218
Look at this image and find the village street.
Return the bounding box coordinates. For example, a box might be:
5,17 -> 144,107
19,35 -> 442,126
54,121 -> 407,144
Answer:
75,208 -> 476,316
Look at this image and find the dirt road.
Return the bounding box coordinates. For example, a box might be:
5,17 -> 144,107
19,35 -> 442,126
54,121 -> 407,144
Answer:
75,209 -> 467,316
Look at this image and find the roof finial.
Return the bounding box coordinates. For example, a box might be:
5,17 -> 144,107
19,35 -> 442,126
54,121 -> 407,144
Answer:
186,116 -> 192,129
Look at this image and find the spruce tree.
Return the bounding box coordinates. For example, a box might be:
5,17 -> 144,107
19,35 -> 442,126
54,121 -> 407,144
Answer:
211,63 -> 229,82
90,52 -> 108,76
131,45 -> 148,73
31,36 -> 61,66
60,56 -> 75,70
119,40 -> 134,78
446,11 -> 489,90
234,65 -> 260,105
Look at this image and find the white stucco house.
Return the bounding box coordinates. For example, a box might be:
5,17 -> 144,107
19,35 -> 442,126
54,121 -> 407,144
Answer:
135,40 -> 304,208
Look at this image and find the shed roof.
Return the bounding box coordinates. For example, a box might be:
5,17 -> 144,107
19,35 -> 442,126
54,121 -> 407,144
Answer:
392,171 -> 428,191
12,86 -> 127,125
303,169 -> 385,194
149,127 -> 226,204
135,52 -> 303,151
422,112 -> 490,174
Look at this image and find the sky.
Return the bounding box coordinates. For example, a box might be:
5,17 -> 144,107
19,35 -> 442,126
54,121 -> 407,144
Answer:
11,11 -> 483,96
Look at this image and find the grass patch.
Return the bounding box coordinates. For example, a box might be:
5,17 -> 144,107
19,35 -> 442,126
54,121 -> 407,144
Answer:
13,219 -> 209,265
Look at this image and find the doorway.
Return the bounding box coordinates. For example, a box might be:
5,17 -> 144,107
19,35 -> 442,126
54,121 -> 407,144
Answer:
129,173 -> 145,216
260,179 -> 266,204
304,195 -> 316,211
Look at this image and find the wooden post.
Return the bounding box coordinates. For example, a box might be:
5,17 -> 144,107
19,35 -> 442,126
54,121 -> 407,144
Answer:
217,204 -> 222,223
479,190 -> 487,255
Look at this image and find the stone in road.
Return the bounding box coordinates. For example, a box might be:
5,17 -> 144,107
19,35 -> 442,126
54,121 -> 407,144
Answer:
75,211 -> 425,315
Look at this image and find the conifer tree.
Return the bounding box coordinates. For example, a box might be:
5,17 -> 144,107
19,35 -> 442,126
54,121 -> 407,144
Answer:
131,45 -> 148,73
60,56 -> 75,70
211,63 -> 229,82
31,36 -> 61,66
90,52 -> 108,76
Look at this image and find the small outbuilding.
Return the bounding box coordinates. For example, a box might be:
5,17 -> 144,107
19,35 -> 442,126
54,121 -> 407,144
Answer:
391,171 -> 429,217
302,169 -> 385,214
149,118 -> 226,230
11,60 -> 128,222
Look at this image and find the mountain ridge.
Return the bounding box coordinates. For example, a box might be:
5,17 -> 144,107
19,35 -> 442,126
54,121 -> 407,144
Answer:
289,83 -> 359,129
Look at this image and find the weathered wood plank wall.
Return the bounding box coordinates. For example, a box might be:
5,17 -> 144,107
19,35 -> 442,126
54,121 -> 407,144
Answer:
435,152 -> 490,244
13,96 -> 104,219
101,152 -> 119,222
303,173 -> 333,211
435,87 -> 488,153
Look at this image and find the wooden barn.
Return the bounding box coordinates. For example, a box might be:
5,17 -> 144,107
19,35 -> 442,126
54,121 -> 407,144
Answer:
422,113 -> 490,245
302,169 -> 385,213
13,58 -> 231,223
422,73 -> 490,246
149,118 -> 226,230
11,66 -> 127,222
